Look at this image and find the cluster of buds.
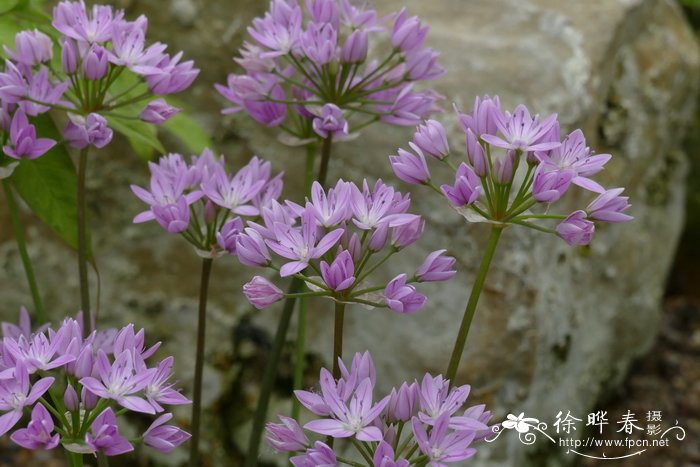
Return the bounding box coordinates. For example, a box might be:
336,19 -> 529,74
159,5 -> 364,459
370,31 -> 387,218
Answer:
216,0 -> 443,144
234,179 -> 456,312
0,0 -> 198,163
131,149 -> 283,258
389,96 -> 633,245
0,309 -> 190,456
266,352 -> 493,465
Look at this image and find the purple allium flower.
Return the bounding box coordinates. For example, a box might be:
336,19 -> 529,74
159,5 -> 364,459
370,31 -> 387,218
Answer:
466,128 -> 488,176
80,350 -> 156,414
21,68 -> 69,117
9,403 -> 59,450
143,413 -> 191,453
307,0 -> 340,27
451,404 -> 494,441
416,250 -> 457,282
63,113 -> 113,149
383,274 -> 426,313
374,441 -> 410,467
441,163 -> 482,207
141,51 -> 200,95
304,373 -> 389,442
243,276 -> 284,309
2,109 -> 56,160
412,120 -> 449,160
266,416 -> 309,452
301,23 -> 337,66
201,162 -> 266,216
456,95 -> 502,138
556,210 -> 595,246
492,149 -> 517,185
61,38 -> 78,74
417,374 -> 470,425
236,228 -> 272,266
52,1 -> 122,43
1,306 -> 37,340
0,362 -> 54,437
85,408 -> 134,457
481,104 -> 559,153
290,441 -> 336,467
532,166 -> 575,203
312,104 -> 349,139
412,413 -> 478,465
3,30 -> 53,66
337,350 -> 376,388
389,145 -> 431,185
110,23 -> 167,71
144,356 -> 190,412
586,188 -> 633,223
0,60 -> 28,105
151,198 -> 191,233
405,48 -> 445,81
391,9 -> 429,53
350,180 -> 414,230
340,28 -> 368,63
216,217 -> 244,255
320,250 -> 356,292
386,382 -> 419,423
391,215 -> 425,249
267,209 -> 344,276
297,180 -> 352,228
535,128 -> 610,193
83,44 -> 109,80
140,99 -> 181,125
63,384 -> 79,412
2,329 -> 76,373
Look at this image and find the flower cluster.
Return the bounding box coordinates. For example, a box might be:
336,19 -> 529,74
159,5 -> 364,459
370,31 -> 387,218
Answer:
389,96 -> 633,245
0,308 -> 190,456
0,0 -> 197,161
131,149 -> 283,257
216,0 -> 443,144
266,352 -> 492,465
234,179 -> 455,312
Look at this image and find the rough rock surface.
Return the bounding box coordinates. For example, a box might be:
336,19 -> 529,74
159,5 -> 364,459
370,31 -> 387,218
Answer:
0,0 -> 698,465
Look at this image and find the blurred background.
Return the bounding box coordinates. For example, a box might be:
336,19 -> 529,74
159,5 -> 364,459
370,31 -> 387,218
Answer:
1,0 -> 699,465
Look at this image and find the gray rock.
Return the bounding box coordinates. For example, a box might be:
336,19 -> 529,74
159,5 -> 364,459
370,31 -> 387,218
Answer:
0,0 -> 697,465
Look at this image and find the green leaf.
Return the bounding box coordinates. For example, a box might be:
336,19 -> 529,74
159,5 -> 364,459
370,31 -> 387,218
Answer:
9,116 -> 85,251
0,0 -> 19,15
107,115 -> 165,162
161,98 -> 213,153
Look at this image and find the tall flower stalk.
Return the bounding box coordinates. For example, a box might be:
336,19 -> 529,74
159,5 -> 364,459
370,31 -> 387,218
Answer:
388,96 -> 633,383
130,149 -> 283,465
0,1 -> 199,330
189,258 -> 213,467
216,1 -> 444,461
1,177 -> 46,323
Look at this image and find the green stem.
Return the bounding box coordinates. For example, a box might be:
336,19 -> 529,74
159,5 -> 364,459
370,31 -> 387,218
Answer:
445,226 -> 504,384
245,278 -> 303,467
189,258 -> 213,467
2,180 -> 47,323
65,451 -> 84,467
97,453 -> 109,467
317,136 -> 333,189
291,295 -> 307,421
77,148 -> 91,335
332,302 -> 345,379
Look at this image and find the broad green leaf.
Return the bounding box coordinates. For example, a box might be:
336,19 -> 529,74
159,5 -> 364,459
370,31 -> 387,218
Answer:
107,115 -> 165,161
162,98 -> 213,154
0,0 -> 19,15
10,115 -> 84,250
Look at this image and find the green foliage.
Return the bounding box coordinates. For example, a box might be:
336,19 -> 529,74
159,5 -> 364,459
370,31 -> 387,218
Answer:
162,98 -> 213,154
9,115 -> 87,251
682,0 -> 700,7
107,115 -> 166,161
